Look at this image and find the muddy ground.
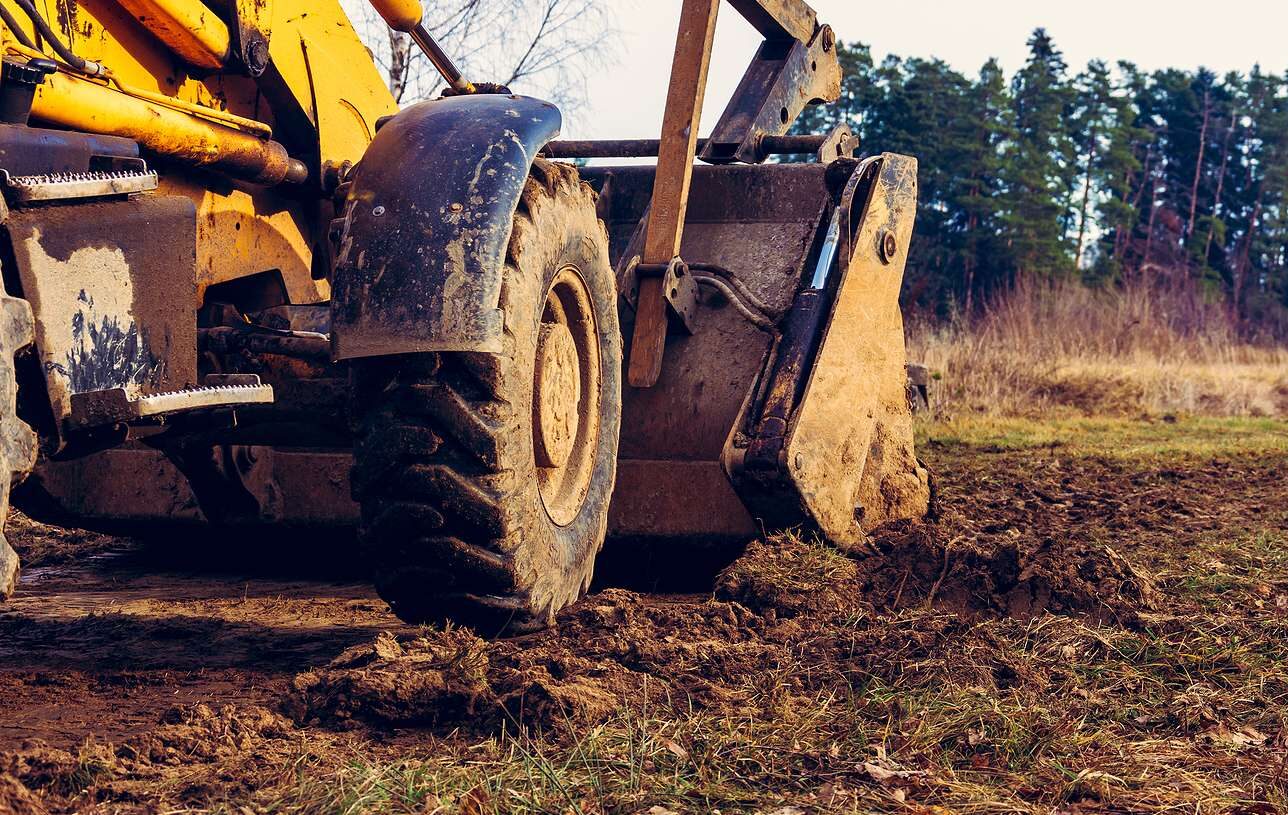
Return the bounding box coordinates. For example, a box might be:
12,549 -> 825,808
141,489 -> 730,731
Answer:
2,416 -> 1287,813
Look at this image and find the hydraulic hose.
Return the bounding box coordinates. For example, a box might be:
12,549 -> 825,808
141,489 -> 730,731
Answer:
0,4 -> 36,50
11,0 -> 103,75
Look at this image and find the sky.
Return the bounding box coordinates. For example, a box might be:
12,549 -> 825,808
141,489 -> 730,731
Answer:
565,0 -> 1288,141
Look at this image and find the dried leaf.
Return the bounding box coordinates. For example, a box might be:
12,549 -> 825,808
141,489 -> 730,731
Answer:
459,786 -> 491,815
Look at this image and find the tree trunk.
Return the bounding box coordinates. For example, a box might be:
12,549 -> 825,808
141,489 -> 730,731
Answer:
1233,185 -> 1264,314
1185,88 -> 1211,242
1142,163 -> 1161,275
964,208 -> 978,314
387,29 -> 413,102
1074,120 -> 1098,268
1203,108 -> 1237,261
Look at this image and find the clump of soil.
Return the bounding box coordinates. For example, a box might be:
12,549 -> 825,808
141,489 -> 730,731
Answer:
716,519 -> 1153,625
287,629 -> 497,729
0,772 -> 47,815
132,703 -> 294,764
287,594 -> 765,732
714,538 -> 861,619
858,520 -> 1155,623
5,510 -> 123,569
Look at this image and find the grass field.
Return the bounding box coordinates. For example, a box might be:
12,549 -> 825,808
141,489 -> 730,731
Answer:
5,413 -> 1287,814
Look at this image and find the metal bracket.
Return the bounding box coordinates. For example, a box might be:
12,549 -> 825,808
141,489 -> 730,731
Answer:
636,257 -> 699,334
699,24 -> 841,164
816,123 -> 859,164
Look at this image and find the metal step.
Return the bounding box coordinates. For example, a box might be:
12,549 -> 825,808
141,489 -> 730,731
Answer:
69,375 -> 274,428
3,167 -> 158,203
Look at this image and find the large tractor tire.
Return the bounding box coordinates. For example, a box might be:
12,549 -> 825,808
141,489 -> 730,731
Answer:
0,286 -> 38,599
351,160 -> 622,634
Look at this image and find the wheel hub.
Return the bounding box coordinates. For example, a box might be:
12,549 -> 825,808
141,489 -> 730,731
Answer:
533,267 -> 601,527
534,322 -> 581,468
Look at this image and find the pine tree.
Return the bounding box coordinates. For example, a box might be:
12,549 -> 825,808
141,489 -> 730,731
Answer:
999,28 -> 1077,278
953,59 -> 1011,310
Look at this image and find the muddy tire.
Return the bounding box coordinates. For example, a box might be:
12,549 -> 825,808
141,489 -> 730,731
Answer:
351,160 -> 621,634
0,286 -> 38,599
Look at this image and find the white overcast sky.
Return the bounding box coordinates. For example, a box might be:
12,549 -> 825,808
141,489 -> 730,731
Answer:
562,0 -> 1288,140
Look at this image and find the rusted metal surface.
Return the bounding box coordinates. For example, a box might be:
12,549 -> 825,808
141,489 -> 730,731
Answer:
27,446 -> 356,526
608,459 -> 756,540
906,363 -> 931,413
726,0 -> 817,42
3,167 -> 156,202
68,380 -> 274,428
199,325 -> 331,362
699,25 -> 841,164
229,0 -> 273,76
627,0 -> 720,389
582,162 -> 828,539
632,257 -> 699,333
0,123 -> 139,176
330,94 -> 561,360
816,123 -> 858,163
4,196 -> 198,441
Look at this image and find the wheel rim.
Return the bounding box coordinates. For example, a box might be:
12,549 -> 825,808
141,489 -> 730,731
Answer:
533,266 -> 601,526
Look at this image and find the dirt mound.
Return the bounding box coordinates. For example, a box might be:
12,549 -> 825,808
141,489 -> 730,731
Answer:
290,522 -> 1153,736
714,538 -> 861,618
5,510 -> 122,569
0,772 -> 48,815
287,629 -> 498,729
716,524 -> 1153,625
132,703 -> 293,764
287,596 -> 765,732
858,520 -> 1155,622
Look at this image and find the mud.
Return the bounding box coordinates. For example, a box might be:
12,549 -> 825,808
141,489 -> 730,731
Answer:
0,436 -> 1282,812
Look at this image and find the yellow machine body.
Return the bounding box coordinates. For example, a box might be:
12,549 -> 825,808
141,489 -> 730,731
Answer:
0,0 -> 396,304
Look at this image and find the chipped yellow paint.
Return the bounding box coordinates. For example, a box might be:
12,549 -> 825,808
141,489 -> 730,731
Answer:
15,231 -> 138,417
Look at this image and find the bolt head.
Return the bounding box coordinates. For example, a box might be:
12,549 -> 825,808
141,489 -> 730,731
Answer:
880,230 -> 899,263
246,38 -> 270,75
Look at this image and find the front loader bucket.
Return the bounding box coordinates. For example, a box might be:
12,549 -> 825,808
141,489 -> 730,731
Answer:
583,154 -> 929,547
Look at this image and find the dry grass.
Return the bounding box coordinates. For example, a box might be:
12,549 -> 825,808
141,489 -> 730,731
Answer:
907,279 -> 1288,418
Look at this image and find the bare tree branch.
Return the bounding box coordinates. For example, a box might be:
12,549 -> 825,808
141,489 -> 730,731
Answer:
340,0 -> 616,117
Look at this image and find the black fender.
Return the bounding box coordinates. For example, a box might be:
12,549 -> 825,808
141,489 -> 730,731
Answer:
330,94 -> 562,359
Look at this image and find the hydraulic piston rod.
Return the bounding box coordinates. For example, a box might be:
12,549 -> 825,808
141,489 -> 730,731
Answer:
366,0 -> 474,94
30,69 -> 306,184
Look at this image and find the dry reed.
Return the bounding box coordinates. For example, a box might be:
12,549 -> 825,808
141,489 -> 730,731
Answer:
906,278 -> 1288,417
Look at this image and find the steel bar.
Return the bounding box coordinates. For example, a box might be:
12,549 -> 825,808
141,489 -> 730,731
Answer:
542,134 -> 831,159
726,0 -> 817,42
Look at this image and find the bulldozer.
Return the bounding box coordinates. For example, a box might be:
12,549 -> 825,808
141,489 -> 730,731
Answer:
0,0 -> 929,632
